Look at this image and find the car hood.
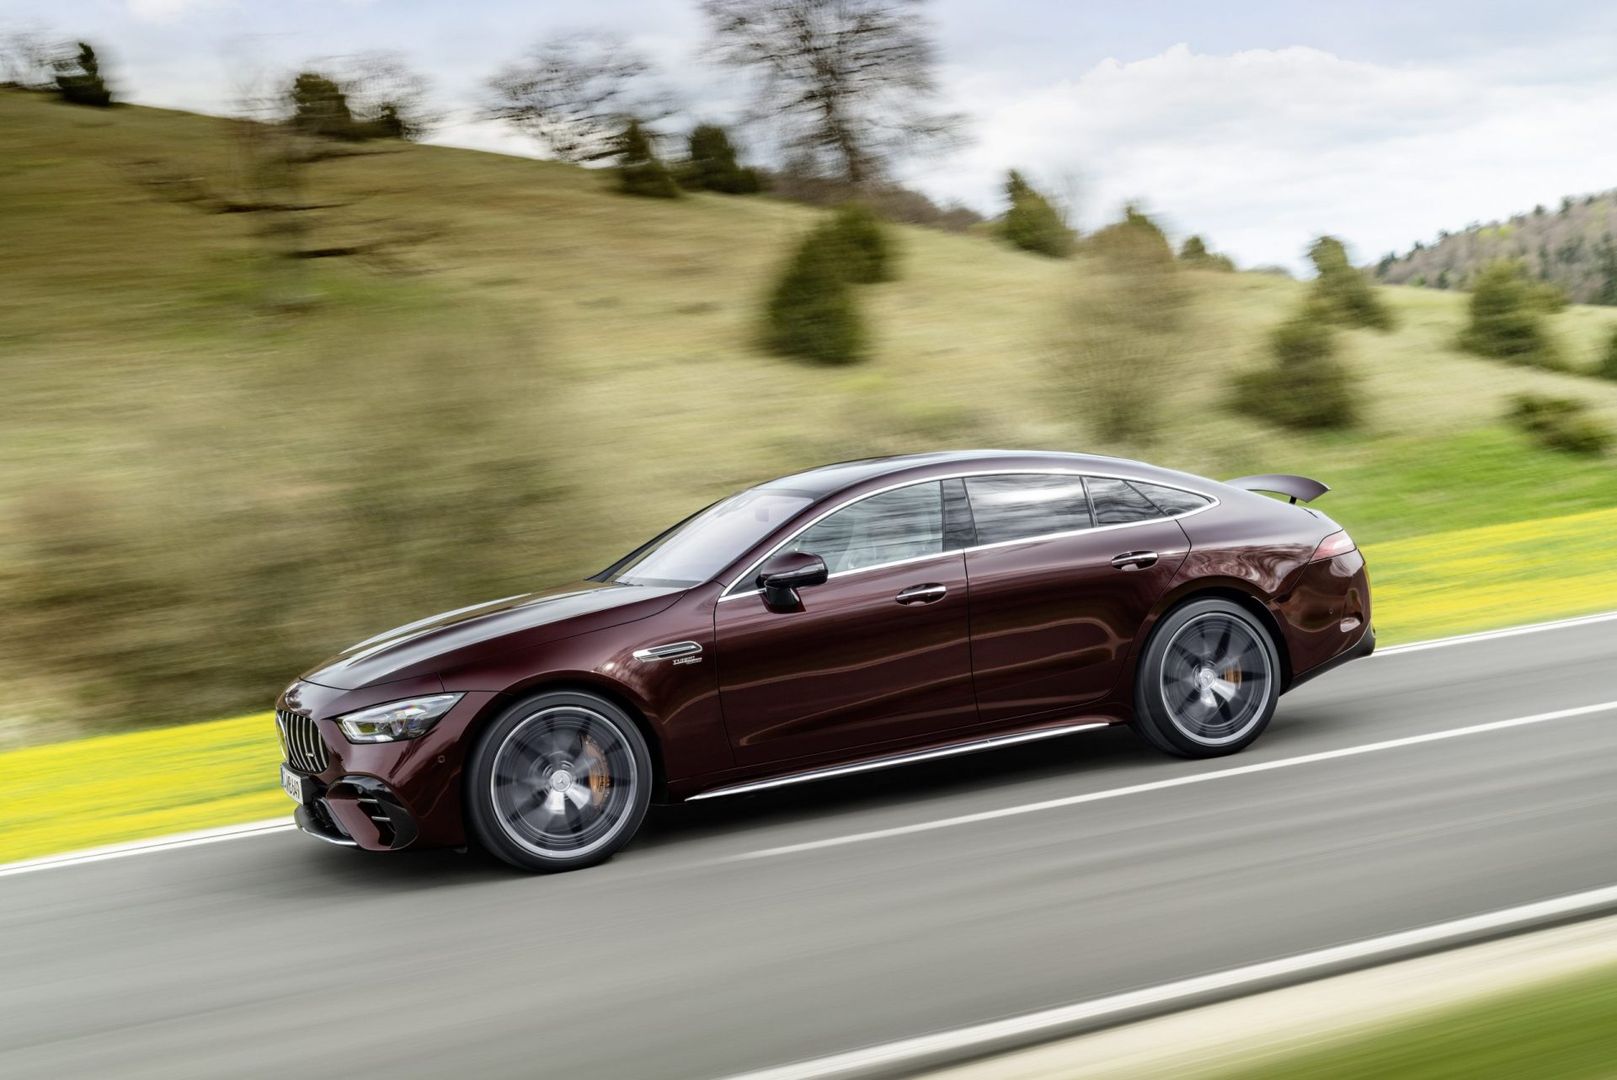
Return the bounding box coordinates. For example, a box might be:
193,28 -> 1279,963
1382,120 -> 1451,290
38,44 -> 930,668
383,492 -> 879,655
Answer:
300,580 -> 687,690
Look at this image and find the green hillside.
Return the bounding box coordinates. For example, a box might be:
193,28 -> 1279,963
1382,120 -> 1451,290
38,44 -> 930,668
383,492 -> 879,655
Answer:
5,88 -> 1617,745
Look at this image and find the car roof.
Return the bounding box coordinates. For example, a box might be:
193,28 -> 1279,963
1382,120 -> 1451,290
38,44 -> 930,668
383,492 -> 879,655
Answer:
756,449 -> 1187,499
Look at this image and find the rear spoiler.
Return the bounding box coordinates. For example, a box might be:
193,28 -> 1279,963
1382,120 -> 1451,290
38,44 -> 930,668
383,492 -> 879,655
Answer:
1225,474 -> 1330,505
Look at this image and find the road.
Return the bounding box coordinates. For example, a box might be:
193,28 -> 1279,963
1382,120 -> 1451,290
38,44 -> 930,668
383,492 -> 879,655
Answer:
3,618 -> 1616,1079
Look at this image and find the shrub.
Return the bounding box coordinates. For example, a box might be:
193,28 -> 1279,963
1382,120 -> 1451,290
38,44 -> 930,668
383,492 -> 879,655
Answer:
1459,261 -> 1562,369
678,123 -> 761,194
999,171 -> 1073,258
827,202 -> 893,284
764,227 -> 867,364
52,42 -> 111,107
1507,393 -> 1612,454
289,72 -> 362,139
614,119 -> 680,198
1231,302 -> 1361,429
1309,236 -> 1394,330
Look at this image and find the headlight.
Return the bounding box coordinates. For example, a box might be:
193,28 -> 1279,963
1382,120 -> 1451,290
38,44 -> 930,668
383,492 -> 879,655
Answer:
337,694 -> 463,743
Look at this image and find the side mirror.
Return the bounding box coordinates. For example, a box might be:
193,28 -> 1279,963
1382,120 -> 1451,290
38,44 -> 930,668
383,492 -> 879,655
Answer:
756,551 -> 829,610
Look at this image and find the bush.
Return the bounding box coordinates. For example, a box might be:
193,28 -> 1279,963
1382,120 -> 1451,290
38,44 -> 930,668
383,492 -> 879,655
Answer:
1459,261 -> 1562,369
1507,393 -> 1613,454
999,171 -> 1073,258
52,42 -> 111,107
614,119 -> 680,198
827,202 -> 893,284
289,72 -> 363,139
1088,204 -> 1174,264
1309,236 -> 1394,330
678,124 -> 761,194
1231,302 -> 1360,429
764,227 -> 867,364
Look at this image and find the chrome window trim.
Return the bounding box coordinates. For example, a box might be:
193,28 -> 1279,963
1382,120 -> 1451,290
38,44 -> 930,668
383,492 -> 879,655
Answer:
717,468 -> 1220,602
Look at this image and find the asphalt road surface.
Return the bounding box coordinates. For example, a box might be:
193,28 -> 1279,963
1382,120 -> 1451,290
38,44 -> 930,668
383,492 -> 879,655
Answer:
3,618 -> 1616,1079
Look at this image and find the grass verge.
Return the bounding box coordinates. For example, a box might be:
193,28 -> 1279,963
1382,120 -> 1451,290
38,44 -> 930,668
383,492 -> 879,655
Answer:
2,503 -> 1613,865
1213,960 -> 1617,1080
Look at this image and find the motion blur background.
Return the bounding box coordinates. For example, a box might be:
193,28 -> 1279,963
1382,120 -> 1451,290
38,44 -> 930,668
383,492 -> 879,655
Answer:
5,0 -> 1617,753
6,3 -> 1617,1077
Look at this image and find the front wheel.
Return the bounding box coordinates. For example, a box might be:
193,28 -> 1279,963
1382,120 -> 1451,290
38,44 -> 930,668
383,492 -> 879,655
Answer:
466,690 -> 653,872
1132,599 -> 1281,758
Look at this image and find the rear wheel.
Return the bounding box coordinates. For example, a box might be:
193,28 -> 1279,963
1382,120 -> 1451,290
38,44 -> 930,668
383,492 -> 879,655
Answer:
1133,599 -> 1280,758
467,690 -> 652,872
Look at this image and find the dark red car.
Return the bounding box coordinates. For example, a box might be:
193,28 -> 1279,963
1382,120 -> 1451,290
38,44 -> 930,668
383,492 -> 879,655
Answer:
276,451 -> 1372,871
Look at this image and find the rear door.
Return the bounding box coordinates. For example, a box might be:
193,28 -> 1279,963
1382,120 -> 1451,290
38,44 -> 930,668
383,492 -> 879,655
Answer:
714,479 -> 979,766
962,474 -> 1191,726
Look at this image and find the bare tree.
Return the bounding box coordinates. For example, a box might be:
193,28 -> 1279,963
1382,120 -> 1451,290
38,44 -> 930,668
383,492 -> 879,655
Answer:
702,0 -> 961,189
485,31 -> 669,162
1,29 -> 58,89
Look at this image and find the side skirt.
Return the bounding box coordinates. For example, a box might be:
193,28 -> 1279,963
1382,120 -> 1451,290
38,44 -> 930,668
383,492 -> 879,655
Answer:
685,721 -> 1113,802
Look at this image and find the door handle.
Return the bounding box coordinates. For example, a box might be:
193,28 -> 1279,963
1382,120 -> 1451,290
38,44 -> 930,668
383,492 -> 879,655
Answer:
896,583 -> 948,605
1110,550 -> 1159,571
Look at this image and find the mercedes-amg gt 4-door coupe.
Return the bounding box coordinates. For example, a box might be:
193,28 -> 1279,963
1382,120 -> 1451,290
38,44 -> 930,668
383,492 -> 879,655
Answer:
276,450 -> 1372,871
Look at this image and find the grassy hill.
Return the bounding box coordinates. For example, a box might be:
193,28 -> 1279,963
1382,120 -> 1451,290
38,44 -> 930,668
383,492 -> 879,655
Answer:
5,88 -> 1617,746
1375,191 -> 1617,307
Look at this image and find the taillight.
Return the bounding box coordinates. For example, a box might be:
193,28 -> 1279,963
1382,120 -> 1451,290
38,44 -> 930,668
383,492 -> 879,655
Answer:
1310,530 -> 1356,562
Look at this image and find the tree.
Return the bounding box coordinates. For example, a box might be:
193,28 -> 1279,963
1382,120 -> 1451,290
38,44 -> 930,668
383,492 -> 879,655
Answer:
1308,235 -> 1394,330
1459,261 -> 1561,369
288,72 -> 356,139
1057,205 -> 1188,443
828,202 -> 892,283
486,31 -> 667,162
341,52 -> 437,140
1,30 -> 55,89
999,171 -> 1073,258
52,41 -> 111,107
614,119 -> 680,198
679,123 -> 761,193
702,0 -> 961,189
1231,300 -> 1360,429
764,226 -> 868,363
1179,233 -> 1236,271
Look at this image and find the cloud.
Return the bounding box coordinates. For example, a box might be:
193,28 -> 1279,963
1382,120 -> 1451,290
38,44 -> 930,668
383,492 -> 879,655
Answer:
908,43 -> 1617,270
124,0 -> 229,21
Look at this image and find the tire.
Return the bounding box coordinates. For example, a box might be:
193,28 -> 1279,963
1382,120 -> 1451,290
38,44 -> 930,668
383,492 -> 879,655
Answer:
466,690 -> 653,873
1132,598 -> 1281,759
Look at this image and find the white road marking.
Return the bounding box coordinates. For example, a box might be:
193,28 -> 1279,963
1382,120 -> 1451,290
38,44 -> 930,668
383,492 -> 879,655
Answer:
3,609 -> 1615,879
1374,609 -> 1617,657
731,699 -> 1617,861
719,882 -> 1617,1080
0,819 -> 294,879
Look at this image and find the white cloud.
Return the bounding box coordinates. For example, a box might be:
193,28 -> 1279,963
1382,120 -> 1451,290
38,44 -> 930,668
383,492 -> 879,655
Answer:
906,43 -> 1617,271
124,0 -> 229,22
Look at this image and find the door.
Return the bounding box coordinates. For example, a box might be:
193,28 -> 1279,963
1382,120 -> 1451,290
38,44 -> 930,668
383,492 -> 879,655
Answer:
714,480 -> 977,767
962,474 -> 1190,726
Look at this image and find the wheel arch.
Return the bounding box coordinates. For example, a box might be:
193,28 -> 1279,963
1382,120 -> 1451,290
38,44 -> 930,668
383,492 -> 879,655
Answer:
468,674 -> 670,802
1137,581 -> 1295,690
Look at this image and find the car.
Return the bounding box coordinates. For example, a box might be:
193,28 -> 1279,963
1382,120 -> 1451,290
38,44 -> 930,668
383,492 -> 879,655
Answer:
276,450 -> 1373,872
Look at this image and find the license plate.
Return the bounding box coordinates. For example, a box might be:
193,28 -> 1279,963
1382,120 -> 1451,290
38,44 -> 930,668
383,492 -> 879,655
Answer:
281,764 -> 314,805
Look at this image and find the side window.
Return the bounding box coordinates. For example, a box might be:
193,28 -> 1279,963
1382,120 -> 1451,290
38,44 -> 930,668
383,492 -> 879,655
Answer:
1133,482 -> 1213,516
789,481 -> 944,575
1087,477 -> 1163,525
964,474 -> 1092,545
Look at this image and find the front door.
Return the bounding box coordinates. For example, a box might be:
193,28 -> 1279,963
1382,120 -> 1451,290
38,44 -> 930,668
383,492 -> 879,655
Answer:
714,480 -> 977,767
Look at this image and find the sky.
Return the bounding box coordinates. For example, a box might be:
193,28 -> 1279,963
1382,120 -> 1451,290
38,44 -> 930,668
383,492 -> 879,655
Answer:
7,0 -> 1617,271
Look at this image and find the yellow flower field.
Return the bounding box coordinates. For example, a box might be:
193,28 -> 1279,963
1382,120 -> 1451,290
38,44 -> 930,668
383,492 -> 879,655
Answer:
2,505 -> 1613,865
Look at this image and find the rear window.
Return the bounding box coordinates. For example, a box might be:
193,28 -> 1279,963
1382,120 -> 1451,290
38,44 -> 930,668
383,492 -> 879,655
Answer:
965,474 -> 1092,545
1087,478 -> 1164,525
1133,482 -> 1213,516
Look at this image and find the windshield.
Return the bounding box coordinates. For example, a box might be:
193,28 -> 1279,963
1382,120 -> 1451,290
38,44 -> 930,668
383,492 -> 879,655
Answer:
602,489 -> 814,588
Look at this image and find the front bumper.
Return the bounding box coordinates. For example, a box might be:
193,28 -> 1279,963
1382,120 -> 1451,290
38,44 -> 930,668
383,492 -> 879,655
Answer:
276,678 -> 500,852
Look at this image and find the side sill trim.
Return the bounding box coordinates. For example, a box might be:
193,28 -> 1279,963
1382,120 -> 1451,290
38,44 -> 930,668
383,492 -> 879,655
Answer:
685,721 -> 1112,802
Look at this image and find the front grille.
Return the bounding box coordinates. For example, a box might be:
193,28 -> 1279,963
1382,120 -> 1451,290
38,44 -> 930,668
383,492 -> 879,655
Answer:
277,710 -> 330,774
